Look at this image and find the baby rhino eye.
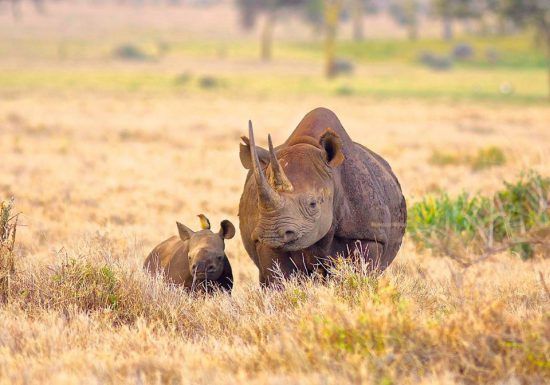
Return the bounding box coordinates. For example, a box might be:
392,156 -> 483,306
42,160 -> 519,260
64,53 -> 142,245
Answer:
309,201 -> 317,209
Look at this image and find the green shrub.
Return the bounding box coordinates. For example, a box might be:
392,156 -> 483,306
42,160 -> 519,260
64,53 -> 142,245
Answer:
408,171 -> 549,260
49,258 -> 121,311
198,75 -> 222,89
112,44 -> 150,61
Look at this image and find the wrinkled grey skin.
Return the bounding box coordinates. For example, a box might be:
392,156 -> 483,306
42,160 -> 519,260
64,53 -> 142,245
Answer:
238,107 -> 406,286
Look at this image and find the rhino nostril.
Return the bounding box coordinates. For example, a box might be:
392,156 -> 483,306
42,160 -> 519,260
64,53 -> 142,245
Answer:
283,230 -> 297,242
206,264 -> 216,273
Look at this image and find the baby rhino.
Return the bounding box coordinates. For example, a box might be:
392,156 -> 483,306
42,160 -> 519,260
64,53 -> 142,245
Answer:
144,214 -> 235,293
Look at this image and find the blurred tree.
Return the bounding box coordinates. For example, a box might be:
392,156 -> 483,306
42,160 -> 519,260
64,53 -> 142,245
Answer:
350,0 -> 364,41
389,0 -> 421,40
0,0 -> 45,19
494,0 -> 549,97
324,0 -> 343,78
431,0 -> 478,40
236,0 -> 307,61
304,0 -> 324,32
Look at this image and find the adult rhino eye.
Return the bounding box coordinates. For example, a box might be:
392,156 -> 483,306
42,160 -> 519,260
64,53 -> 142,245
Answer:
309,201 -> 317,209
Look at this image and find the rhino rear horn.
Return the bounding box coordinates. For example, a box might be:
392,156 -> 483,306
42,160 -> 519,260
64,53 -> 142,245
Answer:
267,134 -> 293,192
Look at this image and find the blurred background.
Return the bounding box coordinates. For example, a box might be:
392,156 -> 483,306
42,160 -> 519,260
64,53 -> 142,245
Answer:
0,0 -> 548,101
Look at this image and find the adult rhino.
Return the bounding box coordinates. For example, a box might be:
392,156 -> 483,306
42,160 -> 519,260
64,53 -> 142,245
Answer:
239,107 -> 406,285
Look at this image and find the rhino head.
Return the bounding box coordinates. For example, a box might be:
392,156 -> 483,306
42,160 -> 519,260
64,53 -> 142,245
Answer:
240,121 -> 344,252
176,214 -> 235,280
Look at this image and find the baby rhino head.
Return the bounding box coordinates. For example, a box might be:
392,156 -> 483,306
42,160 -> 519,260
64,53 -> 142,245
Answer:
177,214 -> 235,281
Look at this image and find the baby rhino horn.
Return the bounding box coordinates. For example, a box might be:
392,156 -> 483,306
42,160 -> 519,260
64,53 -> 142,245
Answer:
197,214 -> 211,230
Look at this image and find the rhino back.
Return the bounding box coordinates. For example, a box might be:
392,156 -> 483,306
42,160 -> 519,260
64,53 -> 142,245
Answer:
284,107 -> 353,149
335,142 -> 406,258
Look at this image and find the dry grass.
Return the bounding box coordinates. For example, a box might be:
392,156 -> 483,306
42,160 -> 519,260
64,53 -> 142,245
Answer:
1,243 -> 548,385
0,3 -> 549,384
0,88 -> 549,384
0,93 -> 548,385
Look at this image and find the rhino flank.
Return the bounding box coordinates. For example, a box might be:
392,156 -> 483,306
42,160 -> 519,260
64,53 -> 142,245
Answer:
144,215 -> 235,293
239,107 -> 406,285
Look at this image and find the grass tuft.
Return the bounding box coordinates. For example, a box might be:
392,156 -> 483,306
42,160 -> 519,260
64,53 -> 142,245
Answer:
429,146 -> 507,171
471,146 -> 507,171
0,198 -> 17,302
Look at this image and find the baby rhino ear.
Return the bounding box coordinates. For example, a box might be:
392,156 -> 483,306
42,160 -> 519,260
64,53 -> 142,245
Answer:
176,222 -> 194,242
320,128 -> 345,168
219,220 -> 236,240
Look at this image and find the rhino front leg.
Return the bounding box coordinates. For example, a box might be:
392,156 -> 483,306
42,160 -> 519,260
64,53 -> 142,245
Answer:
256,244 -> 297,287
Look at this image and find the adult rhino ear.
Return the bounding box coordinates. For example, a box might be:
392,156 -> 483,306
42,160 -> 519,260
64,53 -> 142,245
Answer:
240,136 -> 270,170
176,222 -> 194,242
320,128 -> 345,167
219,220 -> 236,240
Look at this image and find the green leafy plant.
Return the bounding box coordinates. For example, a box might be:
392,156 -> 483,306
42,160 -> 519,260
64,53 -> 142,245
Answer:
408,171 -> 549,260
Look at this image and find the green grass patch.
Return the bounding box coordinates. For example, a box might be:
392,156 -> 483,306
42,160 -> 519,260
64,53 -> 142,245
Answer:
0,65 -> 546,104
408,171 -> 550,260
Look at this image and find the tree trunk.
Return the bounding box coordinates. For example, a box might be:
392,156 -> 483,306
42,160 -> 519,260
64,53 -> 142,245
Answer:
324,0 -> 342,78
408,21 -> 418,41
443,15 -> 453,41
261,10 -> 275,62
11,0 -> 21,20
351,0 -> 364,41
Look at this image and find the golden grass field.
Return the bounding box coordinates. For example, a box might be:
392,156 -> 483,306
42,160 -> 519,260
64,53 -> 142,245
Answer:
0,2 -> 549,385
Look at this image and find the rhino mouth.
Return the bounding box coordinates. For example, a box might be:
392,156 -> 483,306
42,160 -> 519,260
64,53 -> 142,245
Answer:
258,236 -> 305,252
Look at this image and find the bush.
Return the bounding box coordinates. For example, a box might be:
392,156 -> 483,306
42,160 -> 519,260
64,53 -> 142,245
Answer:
452,43 -> 474,61
198,75 -> 222,89
112,44 -> 150,61
408,171 -> 549,260
419,52 -> 453,71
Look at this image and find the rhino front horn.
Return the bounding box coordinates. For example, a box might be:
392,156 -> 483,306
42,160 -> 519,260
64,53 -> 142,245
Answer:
248,120 -> 281,209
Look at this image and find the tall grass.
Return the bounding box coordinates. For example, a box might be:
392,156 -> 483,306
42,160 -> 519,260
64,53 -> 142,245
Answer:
1,248 -> 548,384
0,198 -> 17,302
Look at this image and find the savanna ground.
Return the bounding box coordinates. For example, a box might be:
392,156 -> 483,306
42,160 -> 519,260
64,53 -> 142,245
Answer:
0,2 -> 549,384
